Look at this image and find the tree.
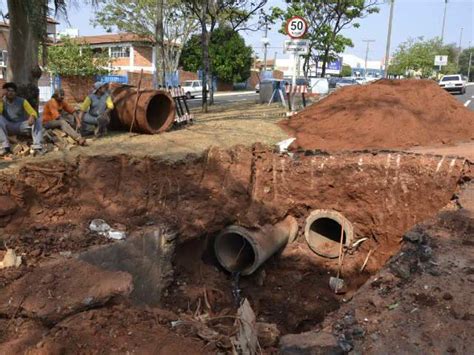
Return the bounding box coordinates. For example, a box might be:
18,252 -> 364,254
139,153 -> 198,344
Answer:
459,47 -> 474,82
183,0 -> 267,112
4,0 -> 55,108
94,0 -> 199,86
340,64 -> 352,77
47,37 -> 111,76
389,37 -> 459,78
271,0 -> 378,77
181,26 -> 252,83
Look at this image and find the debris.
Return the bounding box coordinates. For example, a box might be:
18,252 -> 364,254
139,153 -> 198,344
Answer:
360,249 -> 374,272
388,302 -> 399,310
231,298 -> 258,355
89,219 -> 127,240
352,237 -> 368,248
89,219 -> 111,234
0,249 -> 22,269
329,276 -> 346,294
403,230 -> 426,244
107,230 -> 127,240
256,322 -> 280,347
275,137 -> 296,153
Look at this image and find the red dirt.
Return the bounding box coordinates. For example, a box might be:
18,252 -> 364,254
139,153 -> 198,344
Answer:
279,80 -> 474,151
0,148 -> 470,352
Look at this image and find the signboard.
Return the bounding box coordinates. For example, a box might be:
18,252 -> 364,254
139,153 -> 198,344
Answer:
327,58 -> 342,71
434,55 -> 448,66
286,16 -> 308,39
284,39 -> 309,55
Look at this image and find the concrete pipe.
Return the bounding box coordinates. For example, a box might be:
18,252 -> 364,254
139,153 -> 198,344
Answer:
304,209 -> 354,259
110,85 -> 176,134
214,216 -> 298,275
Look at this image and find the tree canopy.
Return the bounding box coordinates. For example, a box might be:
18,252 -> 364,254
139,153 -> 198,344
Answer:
180,26 -> 252,83
47,37 -> 111,76
459,47 -> 474,81
270,0 -> 379,77
388,37 -> 459,78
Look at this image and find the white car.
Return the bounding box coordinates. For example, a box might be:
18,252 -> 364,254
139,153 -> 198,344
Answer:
181,80 -> 207,99
439,74 -> 466,94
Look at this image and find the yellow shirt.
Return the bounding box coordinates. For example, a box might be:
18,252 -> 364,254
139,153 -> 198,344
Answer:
0,98 -> 38,118
80,96 -> 114,112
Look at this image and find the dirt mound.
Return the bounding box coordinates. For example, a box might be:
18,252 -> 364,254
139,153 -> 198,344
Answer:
279,79 -> 474,151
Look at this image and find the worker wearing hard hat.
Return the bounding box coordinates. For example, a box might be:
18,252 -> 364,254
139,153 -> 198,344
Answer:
78,82 -> 114,137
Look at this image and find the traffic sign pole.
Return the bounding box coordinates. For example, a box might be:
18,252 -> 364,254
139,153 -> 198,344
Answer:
285,16 -> 308,115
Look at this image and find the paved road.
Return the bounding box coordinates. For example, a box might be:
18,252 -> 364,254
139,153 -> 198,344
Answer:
454,84 -> 474,110
186,91 -> 259,109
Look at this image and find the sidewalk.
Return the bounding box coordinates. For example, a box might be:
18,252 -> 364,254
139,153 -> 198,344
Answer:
213,90 -> 255,97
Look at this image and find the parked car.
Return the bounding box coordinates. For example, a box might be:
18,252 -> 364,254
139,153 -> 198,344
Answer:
439,74 -> 466,94
335,78 -> 359,88
328,77 -> 344,89
181,80 -> 208,99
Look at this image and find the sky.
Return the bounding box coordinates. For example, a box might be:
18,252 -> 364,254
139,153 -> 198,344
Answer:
7,0 -> 473,62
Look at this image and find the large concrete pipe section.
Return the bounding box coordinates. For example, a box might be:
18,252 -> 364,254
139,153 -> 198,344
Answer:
214,216 -> 298,275
110,84 -> 176,134
304,209 -> 354,259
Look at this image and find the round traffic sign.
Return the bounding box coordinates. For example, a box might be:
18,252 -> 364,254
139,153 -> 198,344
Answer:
286,16 -> 308,39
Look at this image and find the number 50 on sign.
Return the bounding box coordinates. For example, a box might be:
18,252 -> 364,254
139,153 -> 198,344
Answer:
286,16 -> 308,39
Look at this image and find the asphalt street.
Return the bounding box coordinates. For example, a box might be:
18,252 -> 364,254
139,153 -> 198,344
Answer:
454,84 -> 474,110
186,91 -> 259,109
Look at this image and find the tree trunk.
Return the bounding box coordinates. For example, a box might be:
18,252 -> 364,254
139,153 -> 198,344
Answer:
7,0 -> 45,109
320,47 -> 330,77
154,0 -> 166,87
200,6 -> 209,113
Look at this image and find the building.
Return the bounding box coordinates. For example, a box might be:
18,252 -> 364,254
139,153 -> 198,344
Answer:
341,54 -> 384,77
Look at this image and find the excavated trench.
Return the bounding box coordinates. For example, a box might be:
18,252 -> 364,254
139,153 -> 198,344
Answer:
0,146 -> 468,348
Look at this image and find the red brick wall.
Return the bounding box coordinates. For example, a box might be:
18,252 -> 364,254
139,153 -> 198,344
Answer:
179,70 -> 198,83
134,46 -> 153,67
128,71 -> 154,89
61,75 -> 95,105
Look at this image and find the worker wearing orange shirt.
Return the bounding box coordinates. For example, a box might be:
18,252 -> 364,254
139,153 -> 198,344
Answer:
42,89 -> 86,146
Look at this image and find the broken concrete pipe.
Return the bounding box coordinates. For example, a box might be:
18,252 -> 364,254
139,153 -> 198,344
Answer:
110,84 -> 176,134
214,216 -> 298,276
304,209 -> 354,259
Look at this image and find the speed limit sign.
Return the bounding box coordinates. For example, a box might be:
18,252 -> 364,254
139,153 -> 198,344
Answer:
286,16 -> 308,39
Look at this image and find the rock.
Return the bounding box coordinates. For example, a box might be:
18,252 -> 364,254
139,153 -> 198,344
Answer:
256,322 -> 280,347
280,330 -> 344,355
351,325 -> 365,339
403,230 -> 424,243
30,249 -> 42,258
0,259 -> 133,323
0,249 -> 22,269
0,195 -> 18,217
419,245 -> 433,262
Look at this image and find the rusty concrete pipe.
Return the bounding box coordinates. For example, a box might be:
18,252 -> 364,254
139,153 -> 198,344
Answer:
304,209 -> 354,259
110,85 -> 176,134
214,216 -> 298,275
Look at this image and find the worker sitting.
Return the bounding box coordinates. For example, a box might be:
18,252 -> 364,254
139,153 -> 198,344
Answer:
42,89 -> 86,146
78,82 -> 114,137
0,82 -> 44,156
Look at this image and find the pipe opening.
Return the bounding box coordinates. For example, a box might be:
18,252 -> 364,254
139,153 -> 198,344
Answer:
304,210 -> 353,258
147,94 -> 173,131
309,217 -> 346,246
214,232 -> 256,273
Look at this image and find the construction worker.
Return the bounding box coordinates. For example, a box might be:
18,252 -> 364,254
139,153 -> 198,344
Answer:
78,82 -> 114,137
42,89 -> 86,146
0,82 -> 44,156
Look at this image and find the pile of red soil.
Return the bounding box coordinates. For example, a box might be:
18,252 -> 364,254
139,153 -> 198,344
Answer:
279,79 -> 474,151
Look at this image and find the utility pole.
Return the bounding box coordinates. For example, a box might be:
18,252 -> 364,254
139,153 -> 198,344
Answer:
262,15 -> 269,72
457,27 -> 463,67
468,41 -> 472,82
363,40 -> 375,77
441,0 -> 448,43
384,0 -> 395,78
